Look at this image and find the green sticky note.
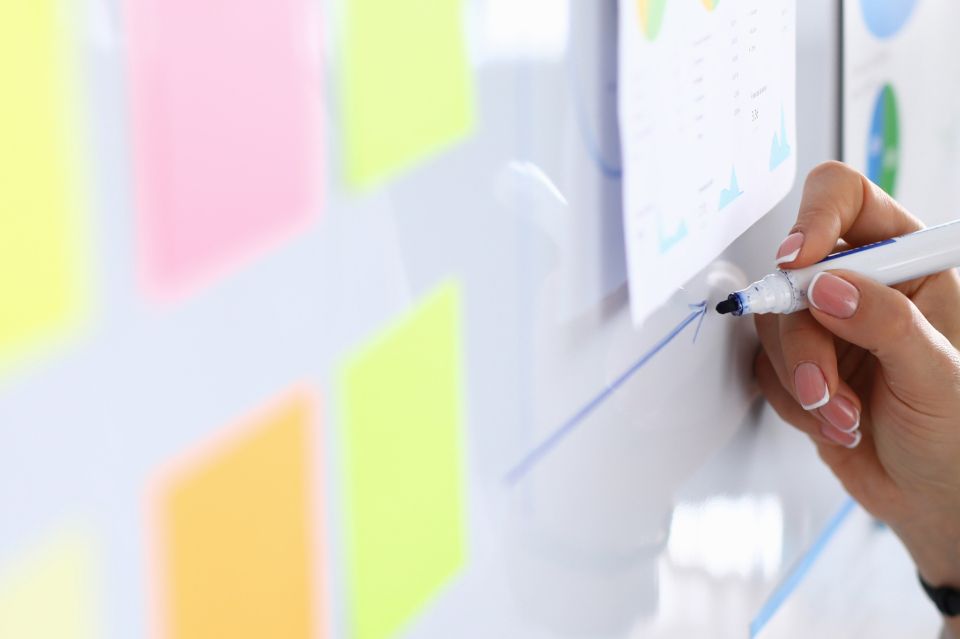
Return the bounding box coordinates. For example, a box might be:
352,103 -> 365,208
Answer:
0,528 -> 102,639
340,282 -> 468,639
341,0 -> 475,188
0,0 -> 89,373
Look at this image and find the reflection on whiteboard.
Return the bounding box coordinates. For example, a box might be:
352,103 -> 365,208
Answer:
619,0 -> 797,325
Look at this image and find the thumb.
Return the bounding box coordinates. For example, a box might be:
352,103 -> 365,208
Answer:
807,270 -> 957,395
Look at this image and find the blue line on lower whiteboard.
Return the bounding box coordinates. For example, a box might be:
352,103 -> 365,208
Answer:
749,497 -> 857,637
504,302 -> 708,486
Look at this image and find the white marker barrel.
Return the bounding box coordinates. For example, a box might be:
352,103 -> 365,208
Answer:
729,219 -> 960,315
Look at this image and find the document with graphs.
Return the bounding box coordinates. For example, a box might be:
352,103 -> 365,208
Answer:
843,0 -> 960,228
620,0 -> 797,325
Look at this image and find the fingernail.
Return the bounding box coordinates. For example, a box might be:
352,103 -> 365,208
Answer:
795,362 -> 829,410
776,232 -> 805,265
819,396 -> 860,433
808,272 -> 860,319
820,423 -> 862,449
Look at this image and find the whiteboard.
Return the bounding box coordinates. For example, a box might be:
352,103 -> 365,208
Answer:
842,0 -> 960,228
0,0 -> 883,638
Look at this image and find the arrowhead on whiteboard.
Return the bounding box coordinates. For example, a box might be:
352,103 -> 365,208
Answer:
689,301 -> 708,344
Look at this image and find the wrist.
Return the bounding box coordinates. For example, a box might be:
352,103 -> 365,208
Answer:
948,617 -> 960,638
894,516 -> 960,587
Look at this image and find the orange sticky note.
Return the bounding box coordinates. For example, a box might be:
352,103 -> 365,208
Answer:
150,390 -> 322,639
124,0 -> 324,299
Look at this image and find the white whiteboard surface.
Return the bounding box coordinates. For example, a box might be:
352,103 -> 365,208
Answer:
0,0 -> 935,637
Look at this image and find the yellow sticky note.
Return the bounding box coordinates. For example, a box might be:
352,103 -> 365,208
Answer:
0,0 -> 89,372
340,282 -> 468,639
153,391 -> 321,639
0,528 -> 102,639
341,0 -> 475,187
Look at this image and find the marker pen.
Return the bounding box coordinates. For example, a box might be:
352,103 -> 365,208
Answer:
716,219 -> 960,316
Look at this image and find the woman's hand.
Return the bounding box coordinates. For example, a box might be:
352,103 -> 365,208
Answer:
754,162 -> 960,597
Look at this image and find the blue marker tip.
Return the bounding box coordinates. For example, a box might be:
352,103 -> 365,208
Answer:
716,294 -> 743,316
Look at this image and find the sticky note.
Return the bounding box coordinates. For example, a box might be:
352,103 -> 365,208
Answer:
124,0 -> 323,299
0,0 -> 88,371
341,0 -> 475,187
153,391 -> 320,639
340,282 -> 468,639
0,528 -> 102,639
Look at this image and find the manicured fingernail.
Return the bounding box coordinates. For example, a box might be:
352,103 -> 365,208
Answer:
820,423 -> 862,449
795,362 -> 829,410
808,272 -> 860,319
819,396 -> 860,433
776,232 -> 804,265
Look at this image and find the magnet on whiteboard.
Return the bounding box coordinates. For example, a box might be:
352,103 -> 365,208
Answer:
495,161 -> 570,249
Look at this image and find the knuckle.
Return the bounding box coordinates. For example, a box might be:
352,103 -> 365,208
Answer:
883,299 -> 920,341
864,296 -> 925,358
806,160 -> 851,186
932,340 -> 960,380
925,332 -> 960,376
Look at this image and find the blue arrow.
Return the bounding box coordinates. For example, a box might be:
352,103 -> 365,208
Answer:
505,301 -> 708,485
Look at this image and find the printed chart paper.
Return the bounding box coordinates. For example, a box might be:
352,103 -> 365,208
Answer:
619,0 -> 797,324
0,529 -> 102,639
125,0 -> 323,299
341,0 -> 475,188
843,0 -> 960,227
339,281 -> 468,639
153,392 -> 319,639
0,0 -> 88,371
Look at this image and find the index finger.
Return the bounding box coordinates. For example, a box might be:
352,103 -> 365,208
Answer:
775,161 -> 923,268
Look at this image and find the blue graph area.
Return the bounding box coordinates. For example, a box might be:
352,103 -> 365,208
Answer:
658,217 -> 688,254
859,0 -> 918,39
718,167 -> 744,210
769,107 -> 791,171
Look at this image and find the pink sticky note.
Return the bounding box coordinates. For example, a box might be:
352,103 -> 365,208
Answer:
125,0 -> 323,299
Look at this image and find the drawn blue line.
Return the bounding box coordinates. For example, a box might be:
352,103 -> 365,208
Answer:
749,497 -> 858,638
504,302 -> 708,485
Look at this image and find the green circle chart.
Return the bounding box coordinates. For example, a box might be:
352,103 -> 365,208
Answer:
867,84 -> 900,196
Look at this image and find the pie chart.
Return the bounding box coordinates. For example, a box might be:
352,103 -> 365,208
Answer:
859,0 -> 918,39
867,84 -> 900,196
637,0 -> 668,40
